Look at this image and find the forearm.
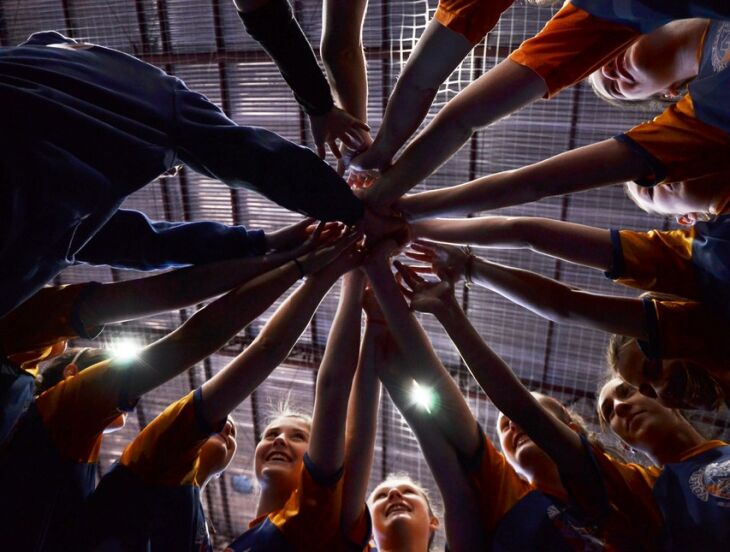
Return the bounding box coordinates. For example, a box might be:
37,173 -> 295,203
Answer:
309,271 -> 365,472
341,322 -> 382,529
237,0 -> 333,115
370,59 -> 546,205
364,257 -> 479,455
412,217 -> 613,270
126,261 -> 302,399
80,251 -> 295,327
400,138 -> 650,219
470,257 -> 647,337
367,19 -> 473,166
435,303 -> 582,464
199,272 -> 337,423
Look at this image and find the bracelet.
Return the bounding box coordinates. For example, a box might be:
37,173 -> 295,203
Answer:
463,245 -> 475,288
293,258 -> 306,279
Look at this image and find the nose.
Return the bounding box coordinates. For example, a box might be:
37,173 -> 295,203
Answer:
387,488 -> 403,500
272,432 -> 287,447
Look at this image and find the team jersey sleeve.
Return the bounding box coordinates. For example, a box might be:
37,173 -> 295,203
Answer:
35,358 -> 136,463
0,283 -> 102,374
605,228 -> 699,299
270,454 -> 345,550
564,439 -> 664,551
465,430 -> 532,533
434,0 -> 514,44
639,297 -> 730,360
120,388 -> 224,487
508,2 -> 639,98
616,95 -> 730,186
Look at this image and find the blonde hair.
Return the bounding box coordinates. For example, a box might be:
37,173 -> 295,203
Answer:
369,473 -> 440,551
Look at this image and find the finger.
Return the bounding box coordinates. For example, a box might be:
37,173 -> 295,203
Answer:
393,260 -> 424,290
408,265 -> 433,274
411,241 -> 436,253
353,121 -> 370,132
403,251 -> 432,263
339,132 -> 361,150
394,273 -> 415,296
328,139 -> 342,159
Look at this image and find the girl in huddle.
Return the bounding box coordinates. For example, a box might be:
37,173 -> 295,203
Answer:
360,240 -> 614,550
225,263 -> 373,551
359,9 -> 729,208
0,230 -> 355,551
77,234 -> 361,551
392,258 -> 652,550
405,190 -> 730,408
596,377 -> 730,549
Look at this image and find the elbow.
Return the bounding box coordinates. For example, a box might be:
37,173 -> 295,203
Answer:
320,38 -> 363,71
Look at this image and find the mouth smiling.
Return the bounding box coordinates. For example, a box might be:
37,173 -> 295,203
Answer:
385,503 -> 411,517
266,451 -> 291,463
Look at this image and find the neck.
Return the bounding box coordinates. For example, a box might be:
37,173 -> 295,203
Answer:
378,531 -> 429,552
256,482 -> 294,518
647,423 -> 705,466
527,461 -> 565,495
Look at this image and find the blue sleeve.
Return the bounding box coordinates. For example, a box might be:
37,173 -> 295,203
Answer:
75,209 -> 267,270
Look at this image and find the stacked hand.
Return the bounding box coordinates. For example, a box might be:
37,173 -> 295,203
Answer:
404,240 -> 471,283
393,260 -> 458,316
309,106 -> 370,161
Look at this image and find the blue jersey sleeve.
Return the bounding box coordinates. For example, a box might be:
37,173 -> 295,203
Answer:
75,208 -> 267,269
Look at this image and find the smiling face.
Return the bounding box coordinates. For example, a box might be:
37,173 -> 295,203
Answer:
497,395 -> 569,481
590,19 -> 704,102
624,172 -> 728,220
598,378 -> 682,449
613,339 -> 724,411
254,416 -> 310,491
198,417 -> 238,483
368,478 -> 437,549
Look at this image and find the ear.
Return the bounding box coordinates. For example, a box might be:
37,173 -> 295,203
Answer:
429,515 -> 440,531
62,362 -> 79,379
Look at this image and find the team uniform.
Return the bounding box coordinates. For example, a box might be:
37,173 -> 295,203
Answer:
606,214 -> 730,362
434,0 -> 515,44
0,282 -> 102,444
465,430 -> 607,551
0,31 -> 363,317
0,358 -> 135,550
577,439 -> 730,550
226,456 -> 347,552
510,2 -> 730,185
78,389 -> 222,551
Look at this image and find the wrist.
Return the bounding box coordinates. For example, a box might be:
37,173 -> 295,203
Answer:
463,246 -> 476,286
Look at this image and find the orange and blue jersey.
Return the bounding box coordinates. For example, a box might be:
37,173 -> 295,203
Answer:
434,0 -> 514,44
79,388 -> 221,551
606,215 -> 730,358
578,439 -> 730,550
464,429 -> 607,550
0,282 -> 102,444
510,3 -> 730,184
618,19 -> 730,185
226,455 -> 345,552
0,358 -> 135,551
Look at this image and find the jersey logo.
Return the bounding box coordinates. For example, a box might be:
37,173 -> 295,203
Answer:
710,22 -> 730,73
689,459 -> 730,503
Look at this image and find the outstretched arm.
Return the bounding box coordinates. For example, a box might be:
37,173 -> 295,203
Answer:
122,232 -> 358,401
362,59 -> 547,206
396,265 -> 604,496
396,138 -> 650,217
78,223 -> 335,328
340,303 -> 382,535
411,216 -> 612,271
363,243 -> 480,459
307,270 -> 365,476
197,237 -> 362,425
406,241 -> 646,339
352,20 -> 473,172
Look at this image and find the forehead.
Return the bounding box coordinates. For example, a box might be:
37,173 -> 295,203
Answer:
264,416 -> 310,434
371,479 -> 420,497
599,378 -> 624,407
